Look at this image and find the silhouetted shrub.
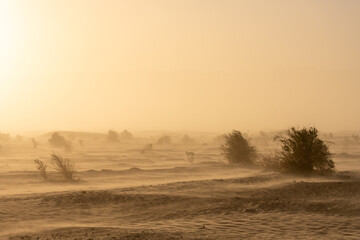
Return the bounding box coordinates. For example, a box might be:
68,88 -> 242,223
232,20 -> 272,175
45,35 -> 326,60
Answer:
34,159 -> 48,180
120,130 -> 133,140
181,135 -> 195,144
140,144 -> 153,154
31,138 -> 38,149
157,135 -> 171,145
48,132 -> 73,152
0,132 -> 10,142
106,129 -> 119,142
221,130 -> 257,165
51,153 -> 75,181
185,151 -> 195,163
257,153 -> 281,172
275,127 -> 335,175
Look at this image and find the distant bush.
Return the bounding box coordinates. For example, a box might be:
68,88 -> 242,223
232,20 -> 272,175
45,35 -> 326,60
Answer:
0,132 -> 10,142
106,129 -> 119,142
140,144 -> 153,154
48,132 -> 73,152
221,130 -> 257,166
51,153 -> 75,181
181,134 -> 195,144
31,138 -> 38,149
274,127 -> 335,175
157,135 -> 171,145
34,159 -> 48,180
185,151 -> 195,163
120,130 -> 133,140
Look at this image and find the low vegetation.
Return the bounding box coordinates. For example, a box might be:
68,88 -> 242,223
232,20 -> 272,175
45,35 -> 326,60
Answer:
274,127 -> 335,175
48,132 -> 73,152
181,134 -> 195,144
221,130 -> 257,166
31,138 -> 38,149
157,135 -> 171,145
185,151 -> 195,163
140,144 -> 153,154
34,159 -> 48,180
106,129 -> 119,142
51,153 -> 76,181
120,130 -> 133,140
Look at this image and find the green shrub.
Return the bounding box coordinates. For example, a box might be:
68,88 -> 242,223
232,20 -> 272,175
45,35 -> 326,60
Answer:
221,130 -> 257,165
275,127 -> 335,175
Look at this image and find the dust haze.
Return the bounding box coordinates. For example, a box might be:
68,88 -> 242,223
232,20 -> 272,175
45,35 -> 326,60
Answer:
1,0 -> 360,239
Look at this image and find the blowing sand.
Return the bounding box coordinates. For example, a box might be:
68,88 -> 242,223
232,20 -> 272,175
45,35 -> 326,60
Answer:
1,132 -> 360,239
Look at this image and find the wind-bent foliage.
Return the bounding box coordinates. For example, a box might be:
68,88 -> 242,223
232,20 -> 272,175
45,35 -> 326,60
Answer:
51,154 -> 75,181
34,159 -> 48,180
221,130 -> 257,165
275,127 -> 335,174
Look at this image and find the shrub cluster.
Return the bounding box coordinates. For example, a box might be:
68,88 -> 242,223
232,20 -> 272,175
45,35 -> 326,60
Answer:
222,127 -> 335,175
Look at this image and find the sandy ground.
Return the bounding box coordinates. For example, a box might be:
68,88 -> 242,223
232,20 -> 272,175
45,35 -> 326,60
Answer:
1,132 -> 360,239
2,173 -> 360,239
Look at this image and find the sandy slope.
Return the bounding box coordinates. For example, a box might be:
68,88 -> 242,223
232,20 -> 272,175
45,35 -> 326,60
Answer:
3,173 -> 360,240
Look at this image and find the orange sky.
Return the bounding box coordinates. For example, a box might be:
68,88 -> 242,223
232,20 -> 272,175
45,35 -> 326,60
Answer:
1,0 -> 360,133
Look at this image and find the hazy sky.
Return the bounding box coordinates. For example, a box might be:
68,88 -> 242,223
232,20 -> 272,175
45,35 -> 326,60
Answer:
1,0 -> 360,133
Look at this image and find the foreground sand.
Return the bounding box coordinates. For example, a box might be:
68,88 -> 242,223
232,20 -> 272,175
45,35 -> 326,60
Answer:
2,172 -> 360,240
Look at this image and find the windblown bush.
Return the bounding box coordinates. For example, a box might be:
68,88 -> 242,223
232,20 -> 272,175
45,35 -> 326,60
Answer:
157,135 -> 171,145
48,132 -> 73,152
34,159 -> 48,180
185,151 -> 195,163
181,135 -> 195,144
31,138 -> 38,149
275,127 -> 335,175
120,130 -> 133,140
106,129 -> 119,142
51,154 -> 75,181
140,144 -> 153,154
221,130 -> 257,165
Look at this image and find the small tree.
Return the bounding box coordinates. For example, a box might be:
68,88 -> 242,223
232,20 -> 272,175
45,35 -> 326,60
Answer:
34,159 -> 48,180
51,154 -> 75,181
221,130 -> 257,165
275,127 -> 335,175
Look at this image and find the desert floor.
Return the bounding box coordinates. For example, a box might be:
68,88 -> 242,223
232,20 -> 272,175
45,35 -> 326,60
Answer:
1,131 -> 360,239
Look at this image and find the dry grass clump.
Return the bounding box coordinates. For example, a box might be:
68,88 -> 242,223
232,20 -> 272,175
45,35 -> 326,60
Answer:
221,130 -> 257,166
157,135 -> 171,145
51,153 -> 76,181
274,127 -> 335,175
34,159 -> 48,180
185,151 -> 195,163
